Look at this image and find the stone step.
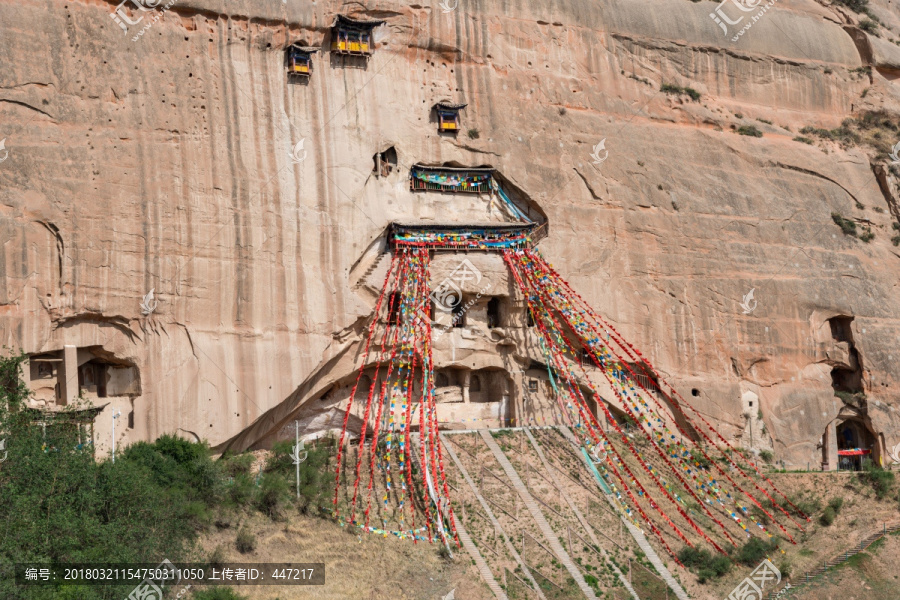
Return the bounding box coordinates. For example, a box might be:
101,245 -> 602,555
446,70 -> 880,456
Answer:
559,427 -> 691,600
523,428 -> 640,600
440,433 -> 546,600
479,429 -> 600,600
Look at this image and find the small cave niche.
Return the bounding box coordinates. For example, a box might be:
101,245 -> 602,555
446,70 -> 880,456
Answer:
829,315 -> 854,343
827,315 -> 864,396
451,302 -> 466,327
387,291 -> 402,325
373,146 -> 397,178
27,346 -> 140,406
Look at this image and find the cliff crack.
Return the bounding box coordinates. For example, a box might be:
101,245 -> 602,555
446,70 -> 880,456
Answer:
0,99 -> 55,121
769,161 -> 865,207
573,167 -> 602,200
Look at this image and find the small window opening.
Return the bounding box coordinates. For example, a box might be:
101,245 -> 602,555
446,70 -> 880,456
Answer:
286,44 -> 318,81
580,348 -> 593,367
691,388 -> 700,397
388,292 -> 402,325
528,380 -> 539,393
487,297 -> 502,328
829,315 -> 854,343
526,307 -> 535,328
331,16 -> 383,57
434,103 -> 466,133
373,146 -> 397,178
452,301 -> 466,328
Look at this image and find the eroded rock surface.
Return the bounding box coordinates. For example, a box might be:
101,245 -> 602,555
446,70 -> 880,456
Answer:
1,0 -> 898,466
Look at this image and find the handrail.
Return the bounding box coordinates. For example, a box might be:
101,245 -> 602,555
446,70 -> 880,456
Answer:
766,521 -> 900,599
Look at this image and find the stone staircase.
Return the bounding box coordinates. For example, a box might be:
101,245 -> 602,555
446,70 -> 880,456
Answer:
558,427 -> 691,600
523,429 -> 640,600
440,433 -> 546,600
766,521 -> 900,599
479,429 -> 600,600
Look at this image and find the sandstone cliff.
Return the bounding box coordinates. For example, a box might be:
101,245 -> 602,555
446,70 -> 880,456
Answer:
1,0 -> 899,467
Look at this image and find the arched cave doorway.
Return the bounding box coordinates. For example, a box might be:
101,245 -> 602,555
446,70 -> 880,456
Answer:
836,418 -> 876,471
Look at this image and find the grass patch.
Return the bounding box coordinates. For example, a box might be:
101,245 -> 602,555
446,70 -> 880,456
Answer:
660,83 -> 701,101
859,228 -> 875,242
833,0 -> 868,11
859,18 -> 878,33
760,450 -> 774,464
737,125 -> 763,137
736,537 -> 779,567
678,547 -> 731,583
859,463 -> 895,500
831,212 -> 858,237
793,136 -> 814,145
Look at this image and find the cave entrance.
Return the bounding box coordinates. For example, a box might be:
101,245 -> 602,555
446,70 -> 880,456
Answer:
836,418 -> 875,471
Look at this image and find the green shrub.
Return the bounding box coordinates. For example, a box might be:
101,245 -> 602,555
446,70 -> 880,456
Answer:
820,505 -> 836,526
787,493 -> 822,517
236,528 -> 256,554
859,18 -> 878,33
256,473 -> 292,519
679,546 -> 730,583
737,537 -> 777,566
660,83 -> 700,101
223,453 -> 255,478
793,136 -> 814,145
228,473 -> 256,506
860,463 -> 895,500
891,234 -> 900,246
467,128 -> 480,139
831,212 -> 858,236
760,450 -> 774,464
834,0 -> 869,12
828,497 -> 844,513
737,125 -> 763,137
859,228 -> 875,242
780,559 -> 793,578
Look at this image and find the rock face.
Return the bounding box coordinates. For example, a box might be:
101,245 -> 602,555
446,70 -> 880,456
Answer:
1,0 -> 899,467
